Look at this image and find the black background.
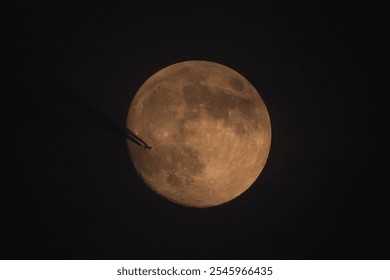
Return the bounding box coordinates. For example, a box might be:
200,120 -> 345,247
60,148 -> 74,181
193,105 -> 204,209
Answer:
3,1 -> 386,259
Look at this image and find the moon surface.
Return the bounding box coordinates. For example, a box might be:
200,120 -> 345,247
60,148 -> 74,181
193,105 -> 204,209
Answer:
127,61 -> 271,208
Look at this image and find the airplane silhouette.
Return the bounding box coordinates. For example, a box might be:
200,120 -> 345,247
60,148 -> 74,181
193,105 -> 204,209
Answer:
125,128 -> 152,150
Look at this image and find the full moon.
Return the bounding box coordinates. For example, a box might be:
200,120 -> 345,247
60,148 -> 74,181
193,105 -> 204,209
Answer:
127,61 -> 271,207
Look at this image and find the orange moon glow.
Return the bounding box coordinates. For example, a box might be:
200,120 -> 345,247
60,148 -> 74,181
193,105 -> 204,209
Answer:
127,61 -> 271,207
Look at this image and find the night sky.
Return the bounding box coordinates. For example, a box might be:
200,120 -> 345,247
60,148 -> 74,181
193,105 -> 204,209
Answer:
3,1 -> 386,259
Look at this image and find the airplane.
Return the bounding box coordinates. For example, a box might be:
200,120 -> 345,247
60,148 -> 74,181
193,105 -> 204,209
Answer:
125,128 -> 152,150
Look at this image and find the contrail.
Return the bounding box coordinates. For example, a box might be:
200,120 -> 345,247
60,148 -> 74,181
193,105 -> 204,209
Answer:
16,72 -> 151,149
76,90 -> 152,150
